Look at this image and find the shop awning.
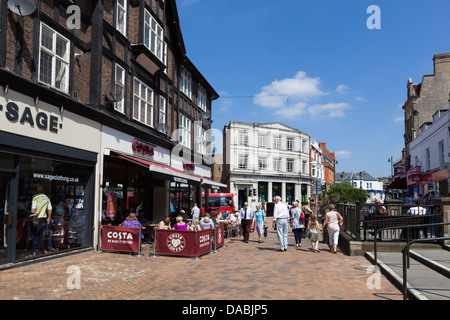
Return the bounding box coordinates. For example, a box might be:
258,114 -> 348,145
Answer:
111,152 -> 227,189
387,176 -> 407,190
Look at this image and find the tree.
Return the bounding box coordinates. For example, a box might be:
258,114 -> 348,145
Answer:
323,180 -> 367,209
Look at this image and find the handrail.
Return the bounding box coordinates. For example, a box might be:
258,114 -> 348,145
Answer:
402,236 -> 450,300
373,222 -> 450,268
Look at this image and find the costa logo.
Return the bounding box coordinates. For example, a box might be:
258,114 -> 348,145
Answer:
107,231 -> 134,240
199,234 -> 210,243
183,162 -> 195,171
167,233 -> 186,252
132,140 -> 155,156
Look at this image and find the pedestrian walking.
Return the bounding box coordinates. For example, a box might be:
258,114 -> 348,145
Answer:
253,205 -> 266,243
272,196 -> 290,252
306,214 -> 322,252
301,201 -> 313,235
239,202 -> 254,243
289,201 -> 304,248
322,204 -> 343,254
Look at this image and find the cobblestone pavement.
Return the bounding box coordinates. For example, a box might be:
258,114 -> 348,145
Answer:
0,228 -> 402,300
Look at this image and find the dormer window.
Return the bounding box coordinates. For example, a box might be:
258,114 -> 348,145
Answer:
144,10 -> 165,63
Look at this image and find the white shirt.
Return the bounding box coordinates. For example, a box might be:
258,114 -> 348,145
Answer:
273,201 -> 289,221
407,206 -> 427,216
191,206 -> 200,219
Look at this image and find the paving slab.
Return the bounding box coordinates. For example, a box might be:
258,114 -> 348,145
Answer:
0,229 -> 402,300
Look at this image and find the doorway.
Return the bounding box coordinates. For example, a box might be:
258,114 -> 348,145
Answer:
0,172 -> 16,264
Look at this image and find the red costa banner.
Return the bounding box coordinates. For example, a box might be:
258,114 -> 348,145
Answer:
215,224 -> 225,249
156,229 -> 197,257
196,229 -> 212,256
102,225 -> 140,253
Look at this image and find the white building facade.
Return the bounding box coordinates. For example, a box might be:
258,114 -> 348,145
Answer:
408,108 -> 450,196
223,121 -> 311,211
336,172 -> 385,202
310,140 -> 325,197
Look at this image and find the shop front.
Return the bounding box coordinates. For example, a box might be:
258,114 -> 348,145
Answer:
407,166 -> 422,197
0,89 -> 101,265
99,127 -> 226,249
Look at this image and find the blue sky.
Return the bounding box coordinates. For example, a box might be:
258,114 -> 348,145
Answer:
177,0 -> 450,178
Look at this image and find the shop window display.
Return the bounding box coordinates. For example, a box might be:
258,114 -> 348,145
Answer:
15,155 -> 92,259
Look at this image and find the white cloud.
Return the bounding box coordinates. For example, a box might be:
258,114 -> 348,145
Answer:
393,116 -> 403,122
355,96 -> 367,102
308,102 -> 349,118
254,71 -> 326,108
336,84 -> 348,93
254,71 -> 350,120
335,150 -> 352,159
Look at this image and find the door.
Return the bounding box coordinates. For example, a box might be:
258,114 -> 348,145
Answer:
0,173 -> 15,264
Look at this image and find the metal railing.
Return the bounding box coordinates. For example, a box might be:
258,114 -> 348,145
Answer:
372,222 -> 450,268
402,236 -> 450,300
337,202 -> 442,241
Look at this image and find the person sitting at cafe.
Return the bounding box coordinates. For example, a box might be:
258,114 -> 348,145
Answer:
200,216 -> 214,230
228,212 -> 238,225
158,216 -> 171,229
173,216 -> 188,231
189,219 -> 202,231
120,212 -> 144,239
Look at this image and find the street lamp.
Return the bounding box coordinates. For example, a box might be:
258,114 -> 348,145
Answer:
387,157 -> 393,177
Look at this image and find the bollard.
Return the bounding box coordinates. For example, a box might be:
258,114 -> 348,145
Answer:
150,227 -> 157,258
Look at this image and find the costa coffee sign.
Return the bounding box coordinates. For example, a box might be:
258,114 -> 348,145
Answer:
183,162 -> 195,171
166,233 -> 186,253
132,140 -> 154,156
102,226 -> 140,253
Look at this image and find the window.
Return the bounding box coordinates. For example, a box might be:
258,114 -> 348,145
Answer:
39,23 -> 70,93
425,148 -> 431,171
158,96 -> 166,125
114,64 -> 125,113
179,115 -> 192,148
415,156 -> 419,167
258,157 -> 267,171
238,154 -> 248,170
287,138 -> 294,151
439,141 -> 445,164
116,0 -> 127,35
239,131 -> 248,146
273,136 -> 281,149
273,158 -> 281,172
144,10 -> 164,63
302,139 -> 307,153
287,159 -> 294,173
180,67 -> 192,99
195,124 -> 206,154
133,78 -> 154,127
258,135 -> 267,148
198,86 -> 207,111
302,160 -> 307,174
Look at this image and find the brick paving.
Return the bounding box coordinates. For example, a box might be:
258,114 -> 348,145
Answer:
0,228 -> 402,300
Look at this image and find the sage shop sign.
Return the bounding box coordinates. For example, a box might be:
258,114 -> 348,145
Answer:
0,102 -> 62,133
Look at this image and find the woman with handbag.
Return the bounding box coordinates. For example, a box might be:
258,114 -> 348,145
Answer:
290,202 -> 304,248
322,204 -> 344,254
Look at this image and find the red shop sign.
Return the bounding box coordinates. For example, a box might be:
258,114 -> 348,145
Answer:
215,224 -> 225,249
102,225 -> 140,253
132,140 -> 155,156
196,229 -> 212,256
156,229 -> 197,257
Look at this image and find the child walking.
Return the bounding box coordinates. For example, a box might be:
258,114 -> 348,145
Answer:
306,214 -> 322,253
